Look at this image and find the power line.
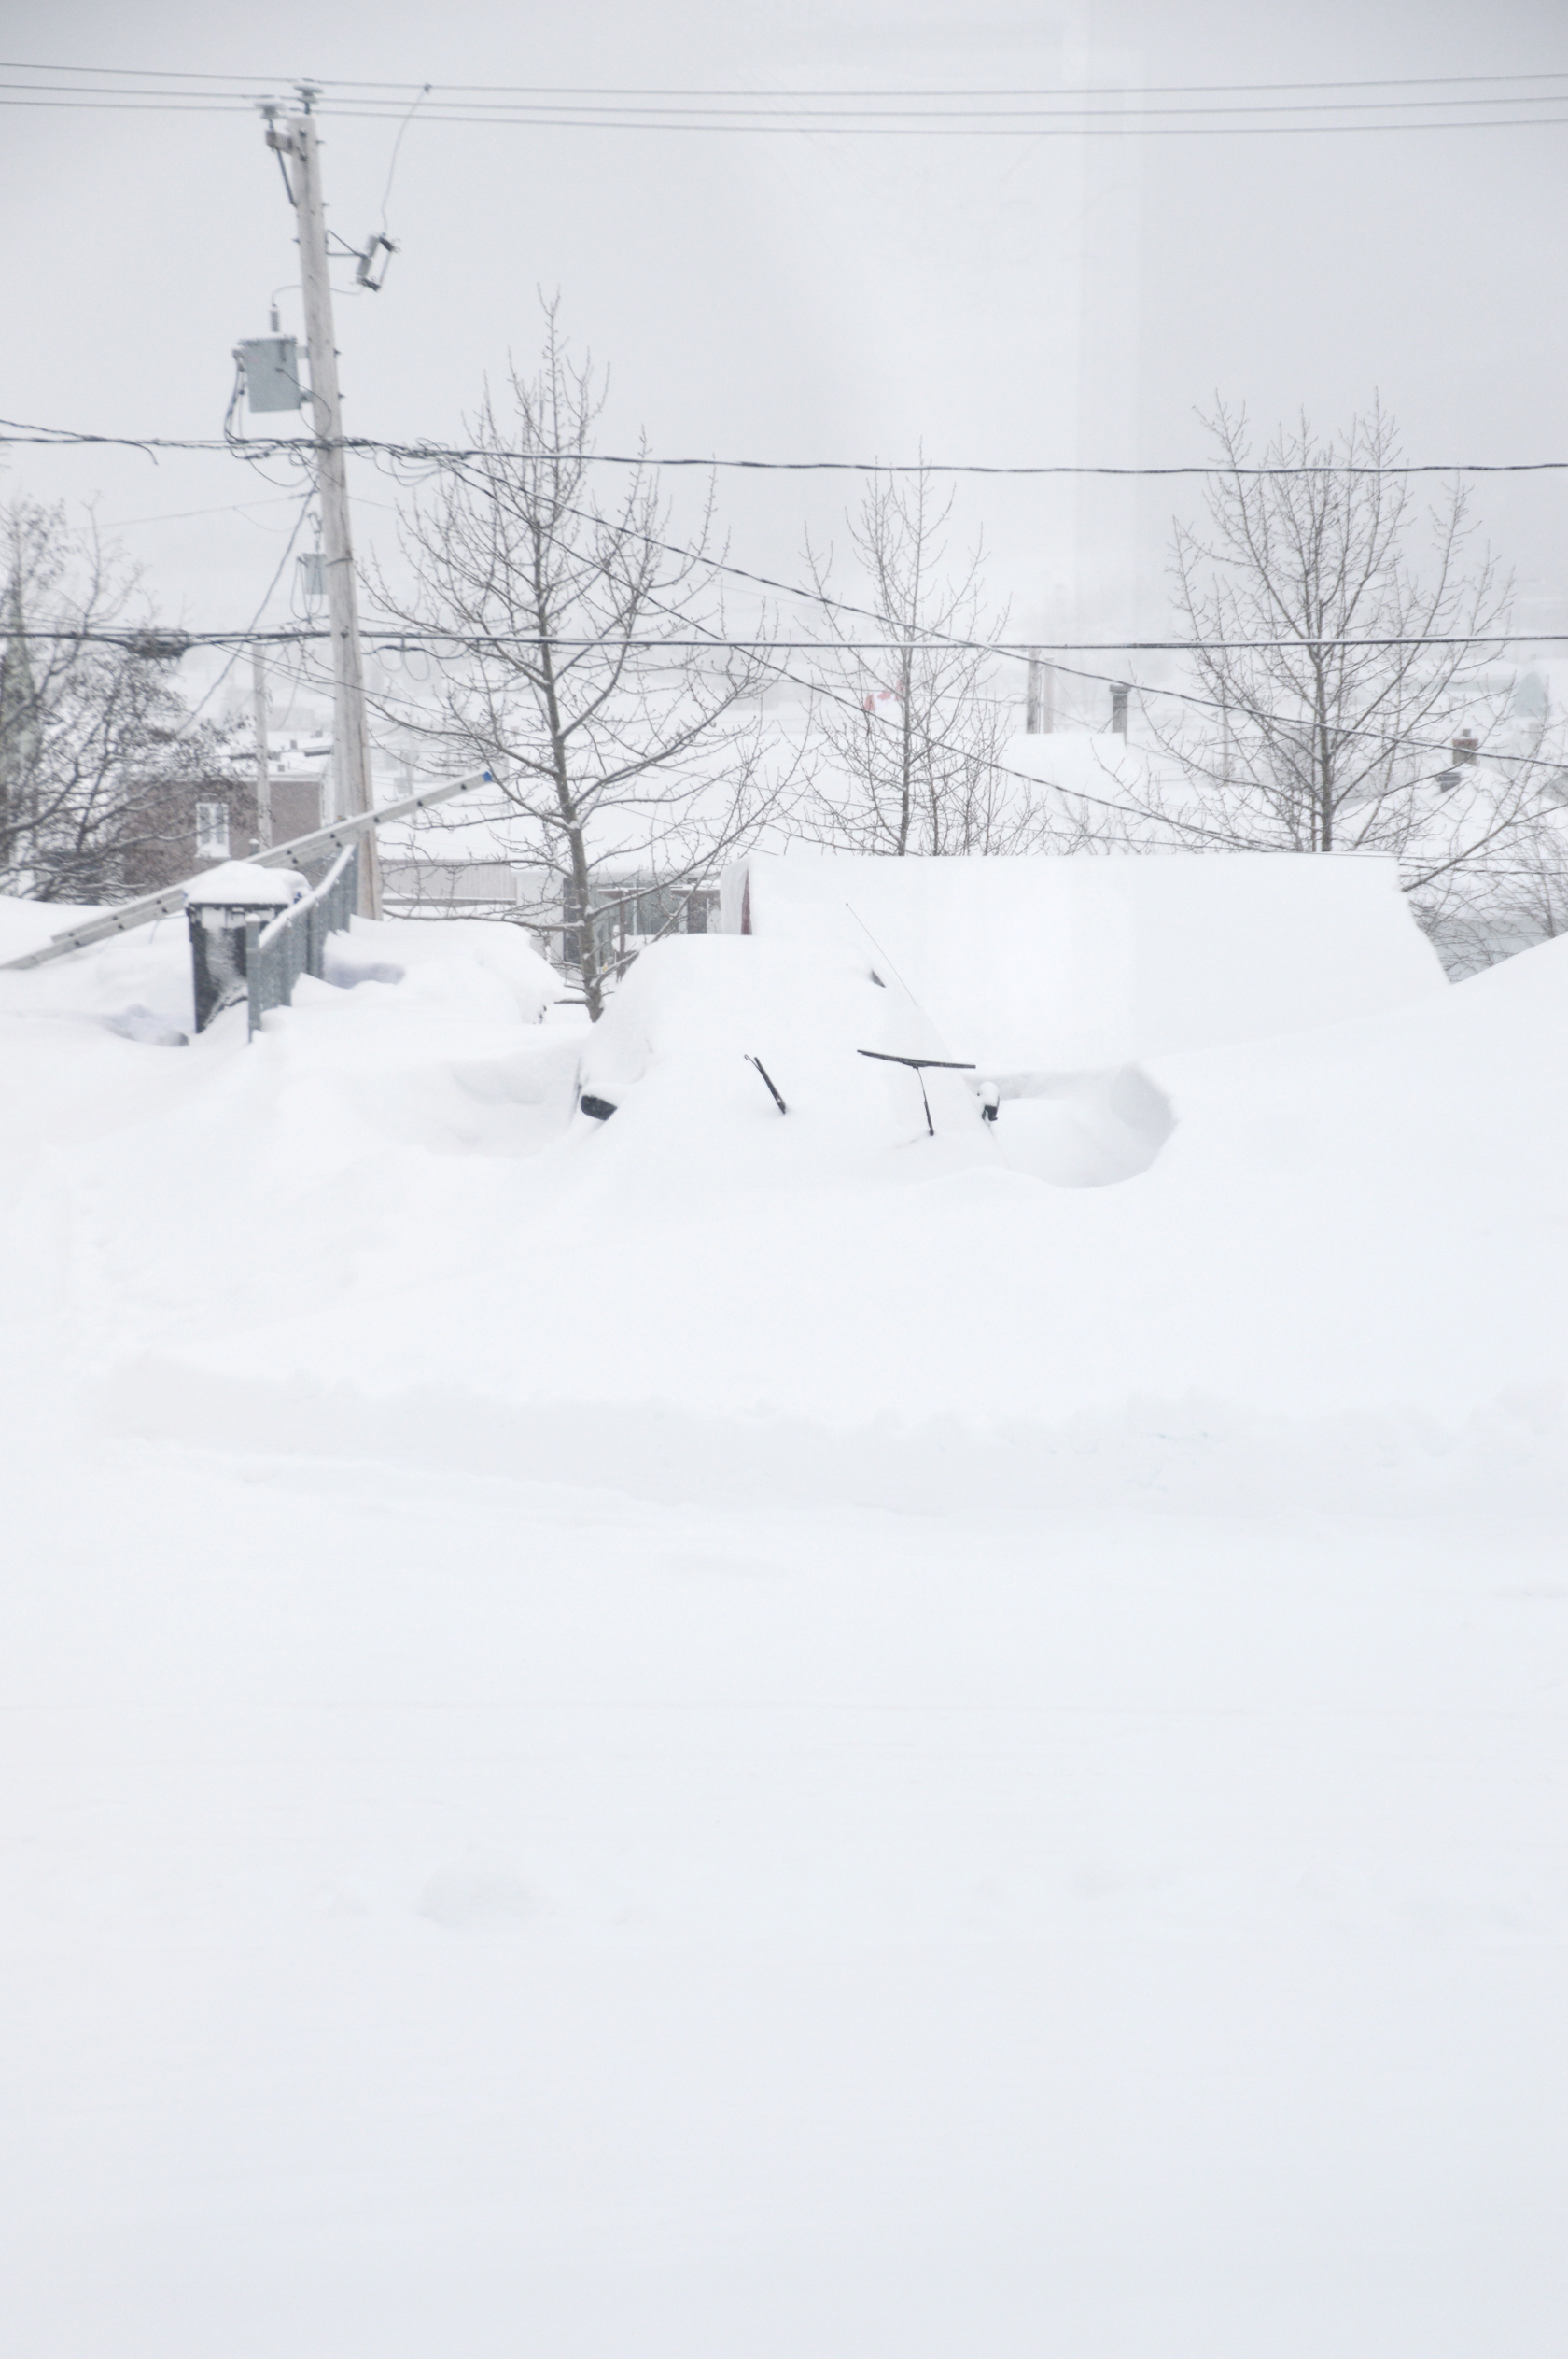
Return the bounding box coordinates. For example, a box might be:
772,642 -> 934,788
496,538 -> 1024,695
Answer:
5,61 -> 1565,140
556,493 -> 1547,835
599,570 -> 1482,856
152,494 -> 315,746
382,511 -> 1259,856
2,70 -> 1566,135
8,634 -> 1547,851
13,628 -> 1568,653
7,418 -> 1568,477
10,416 -> 1561,767
2,94 -> 1564,136
102,493 -> 304,528
378,81 -> 429,236
18,544 -> 1553,785
524,481 -> 1559,777
7,77 -> 1567,119
7,63 -> 1567,94
44,600 -> 1568,781
2,73 -> 1564,109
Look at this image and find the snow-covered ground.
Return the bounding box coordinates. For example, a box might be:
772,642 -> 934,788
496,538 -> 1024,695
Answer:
1,883 -> 1563,2355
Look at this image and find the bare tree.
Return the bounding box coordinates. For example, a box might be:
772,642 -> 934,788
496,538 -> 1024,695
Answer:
1,497 -> 230,901
799,470 -> 1068,855
371,312 -> 783,1018
1129,402 -> 1527,875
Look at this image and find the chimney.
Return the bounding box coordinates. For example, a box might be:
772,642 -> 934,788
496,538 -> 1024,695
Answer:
1023,651 -> 1046,731
1110,683 -> 1129,738
1452,731 -> 1478,766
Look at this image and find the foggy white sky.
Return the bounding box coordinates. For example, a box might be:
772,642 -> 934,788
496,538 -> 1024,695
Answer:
3,0 -> 1566,721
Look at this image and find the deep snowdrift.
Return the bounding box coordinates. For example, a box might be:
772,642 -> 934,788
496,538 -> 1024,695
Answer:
0,891 -> 1562,1509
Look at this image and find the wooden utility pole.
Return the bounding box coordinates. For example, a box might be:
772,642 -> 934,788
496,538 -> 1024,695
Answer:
250,645 -> 272,849
264,94 -> 380,916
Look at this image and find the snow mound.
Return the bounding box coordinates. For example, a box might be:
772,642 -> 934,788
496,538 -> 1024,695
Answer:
722,850 -> 1447,1068
322,914 -> 561,1021
0,893 -> 197,1034
95,1004 -> 189,1047
992,1066 -> 1175,1187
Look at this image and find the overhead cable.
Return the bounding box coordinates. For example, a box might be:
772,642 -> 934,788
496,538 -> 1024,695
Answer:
7,63 -> 1567,94
3,100 -> 1565,136
2,66 -> 1567,134
6,417 -> 1568,477
522,481 -> 1559,774
12,627 -> 1568,653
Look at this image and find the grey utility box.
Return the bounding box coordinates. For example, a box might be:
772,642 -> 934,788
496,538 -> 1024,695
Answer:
235,335 -> 304,414
186,868 -> 303,1032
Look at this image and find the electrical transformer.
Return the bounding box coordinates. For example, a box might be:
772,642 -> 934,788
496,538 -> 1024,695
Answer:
235,335 -> 304,414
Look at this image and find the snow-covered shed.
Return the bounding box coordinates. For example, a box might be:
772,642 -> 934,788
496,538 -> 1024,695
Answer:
719,850 -> 1447,1069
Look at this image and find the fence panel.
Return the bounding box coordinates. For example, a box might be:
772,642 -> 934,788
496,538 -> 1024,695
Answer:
245,845 -> 360,1037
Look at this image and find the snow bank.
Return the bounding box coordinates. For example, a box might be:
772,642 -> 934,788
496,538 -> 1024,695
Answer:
0,895 -> 563,1048
0,892 -> 197,1032
1,887 -> 1564,1514
721,850 -> 1447,1068
992,1065 -> 1175,1187
0,897 -> 581,1349
322,912 -> 562,1021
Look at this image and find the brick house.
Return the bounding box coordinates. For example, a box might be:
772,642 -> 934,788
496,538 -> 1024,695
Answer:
119,736 -> 332,894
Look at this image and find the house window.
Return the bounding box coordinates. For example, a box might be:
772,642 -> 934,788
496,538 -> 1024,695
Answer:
196,801 -> 231,859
